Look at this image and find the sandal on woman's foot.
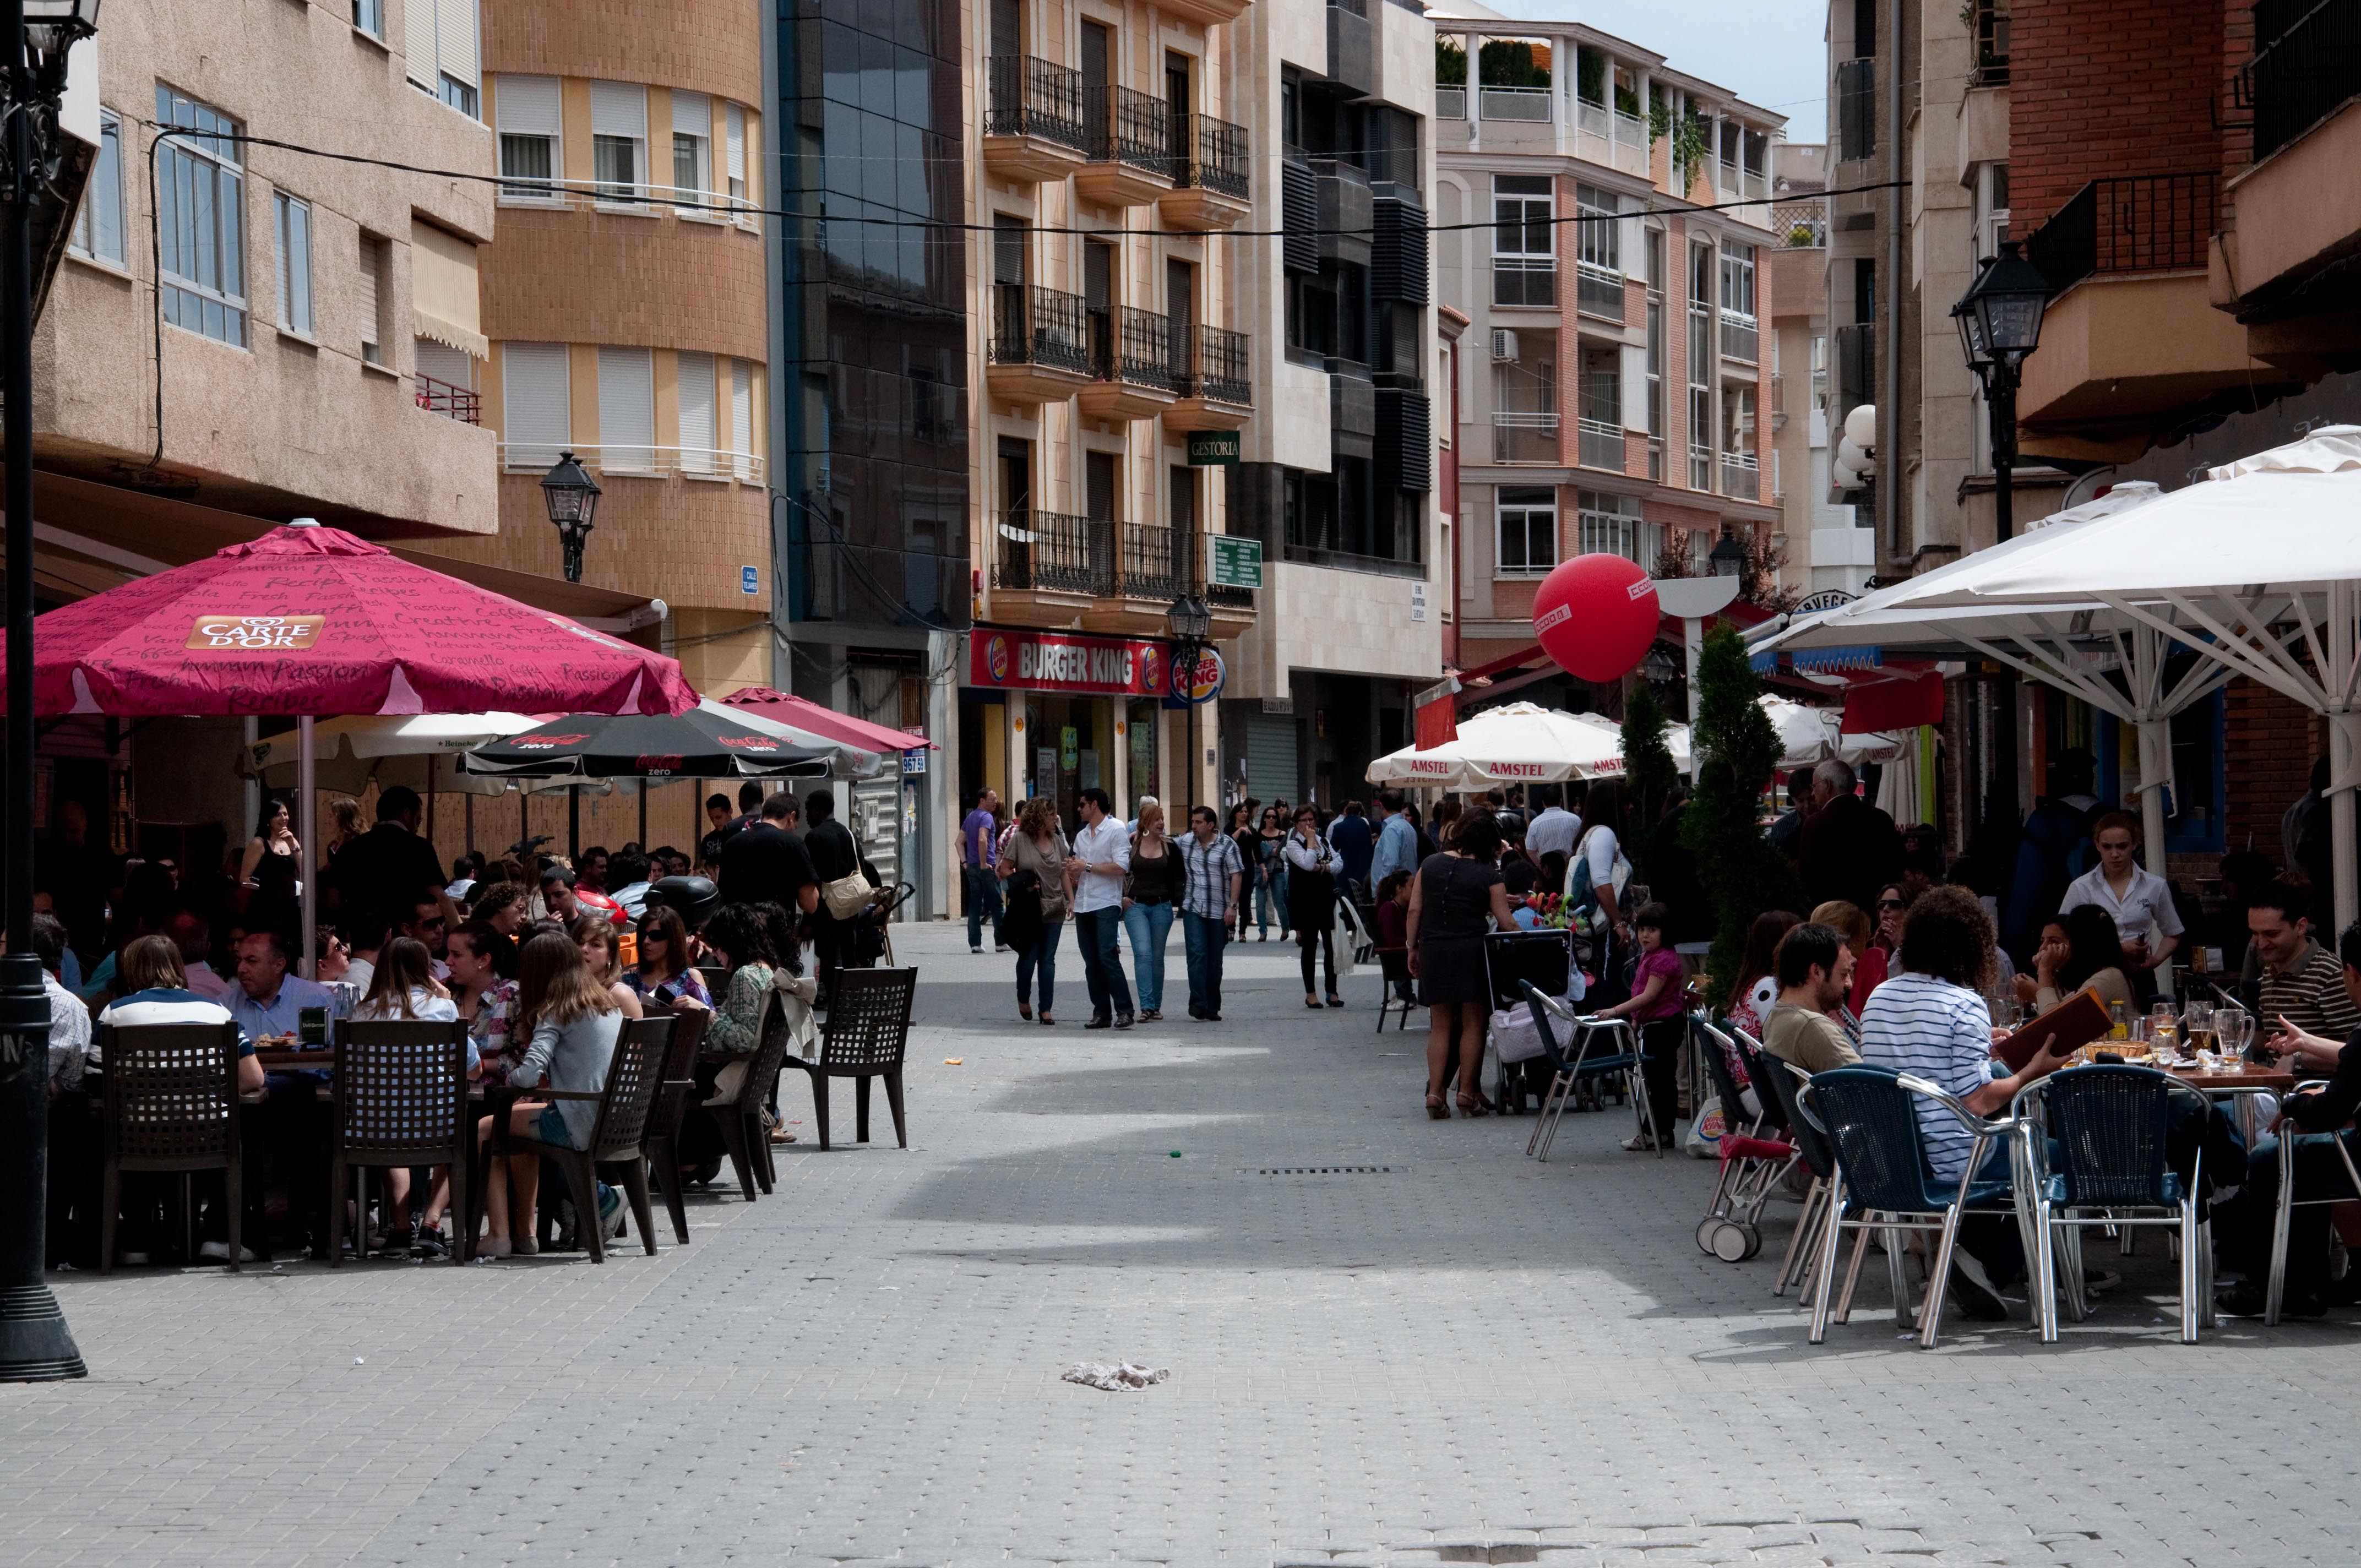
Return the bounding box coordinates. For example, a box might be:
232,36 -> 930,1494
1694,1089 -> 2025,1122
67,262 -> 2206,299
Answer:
1426,1095 -> 1449,1120
1019,1001 -> 1033,1020
1455,1093 -> 1489,1119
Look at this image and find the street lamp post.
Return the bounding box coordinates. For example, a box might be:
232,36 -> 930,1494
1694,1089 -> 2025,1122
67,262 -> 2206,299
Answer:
1952,238 -> 2050,841
1167,594 -> 1211,811
0,0 -> 99,1385
540,451 -> 602,584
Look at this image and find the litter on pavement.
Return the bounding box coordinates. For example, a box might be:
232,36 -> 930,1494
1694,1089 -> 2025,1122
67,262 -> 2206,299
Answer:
1061,1361 -> 1169,1392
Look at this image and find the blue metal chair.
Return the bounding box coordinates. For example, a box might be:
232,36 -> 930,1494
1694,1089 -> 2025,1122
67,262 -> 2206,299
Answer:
1515,981 -> 1641,1162
1692,1019 -> 1796,1261
1758,1055 -> 1836,1298
2265,1077 -> 2361,1326
2012,1064 -> 2213,1343
1796,1066 -> 2023,1348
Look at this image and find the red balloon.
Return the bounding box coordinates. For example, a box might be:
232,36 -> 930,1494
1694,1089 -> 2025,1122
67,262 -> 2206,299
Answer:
1531,553 -> 1660,682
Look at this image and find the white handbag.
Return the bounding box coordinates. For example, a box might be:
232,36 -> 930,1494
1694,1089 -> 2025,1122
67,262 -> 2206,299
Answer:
1488,1005 -> 1548,1064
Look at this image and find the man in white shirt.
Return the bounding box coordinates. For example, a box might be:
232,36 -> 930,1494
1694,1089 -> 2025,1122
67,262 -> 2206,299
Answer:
1524,782 -> 1582,864
1068,787 -> 1135,1029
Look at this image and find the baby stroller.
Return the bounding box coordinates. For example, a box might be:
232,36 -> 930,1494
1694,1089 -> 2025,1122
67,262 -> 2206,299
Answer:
1691,1017 -> 1800,1262
844,881 -> 918,968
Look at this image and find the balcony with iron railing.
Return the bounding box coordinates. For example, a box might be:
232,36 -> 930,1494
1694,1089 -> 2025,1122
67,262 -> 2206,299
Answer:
983,56 -> 1093,183
498,442 -> 764,483
1493,255 -> 1557,308
2222,0 -> 2361,319
2024,172 -> 2217,295
1077,84 -> 1176,207
1080,305 -> 1181,418
1720,311 -> 1760,364
987,283 -> 1095,405
2241,0 -> 2361,157
1491,410 -> 1559,464
414,373 -> 479,424
1169,325 -> 1253,429
1579,417 -> 1623,470
1118,522 -> 1195,601
1161,112 -> 1252,231
1575,263 -> 1623,323
993,509 -> 1112,597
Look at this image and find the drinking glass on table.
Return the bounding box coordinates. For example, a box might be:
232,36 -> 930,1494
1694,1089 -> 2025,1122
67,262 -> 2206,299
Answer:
2182,1001 -> 2214,1058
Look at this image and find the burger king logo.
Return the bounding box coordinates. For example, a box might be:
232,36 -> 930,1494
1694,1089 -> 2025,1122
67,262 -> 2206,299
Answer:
1139,645 -> 1163,696
986,633 -> 1011,682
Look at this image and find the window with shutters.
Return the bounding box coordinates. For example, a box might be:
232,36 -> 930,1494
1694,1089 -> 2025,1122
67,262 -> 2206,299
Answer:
273,193 -> 313,339
730,357 -> 756,480
672,90 -> 711,211
1576,489 -> 1657,565
496,75 -> 562,202
1495,486 -> 1557,575
725,102 -> 747,210
155,86 -> 247,347
1492,174 -> 1554,308
678,350 -> 719,473
502,342 -> 570,469
591,81 -> 648,205
598,346 -> 655,472
69,108 -> 124,267
358,232 -> 390,366
406,0 -> 481,119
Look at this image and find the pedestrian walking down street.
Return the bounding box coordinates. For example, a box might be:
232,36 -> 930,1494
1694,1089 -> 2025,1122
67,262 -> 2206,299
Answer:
1284,803 -> 1345,1010
998,798 -> 1070,1025
960,788 -> 1006,954
1256,806 -> 1288,940
1178,805 -> 1245,1020
1407,809 -> 1513,1119
803,790 -> 861,1001
1122,803 -> 1182,1021
1069,787 -> 1136,1029
1226,804 -> 1257,940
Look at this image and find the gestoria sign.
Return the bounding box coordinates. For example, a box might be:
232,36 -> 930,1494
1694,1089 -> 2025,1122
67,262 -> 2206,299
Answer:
970,628 -> 1169,696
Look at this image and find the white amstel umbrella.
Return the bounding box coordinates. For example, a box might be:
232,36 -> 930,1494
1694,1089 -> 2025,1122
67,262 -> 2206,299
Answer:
1367,702 -> 1630,788
1904,424 -> 2361,925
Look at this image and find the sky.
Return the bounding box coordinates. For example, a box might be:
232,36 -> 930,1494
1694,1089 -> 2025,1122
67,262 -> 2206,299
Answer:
1467,0 -> 1830,144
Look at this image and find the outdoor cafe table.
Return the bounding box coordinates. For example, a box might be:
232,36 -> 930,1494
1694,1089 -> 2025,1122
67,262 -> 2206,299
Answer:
2162,1062 -> 2296,1145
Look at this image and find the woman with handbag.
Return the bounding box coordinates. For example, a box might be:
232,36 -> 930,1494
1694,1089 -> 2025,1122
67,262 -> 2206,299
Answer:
998,797 -> 1072,1025
1408,809 -> 1515,1118
1283,803 -> 1345,1010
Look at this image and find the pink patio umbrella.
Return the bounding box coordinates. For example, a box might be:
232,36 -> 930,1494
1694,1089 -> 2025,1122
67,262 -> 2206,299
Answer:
717,685 -> 937,770
3,520 -> 699,968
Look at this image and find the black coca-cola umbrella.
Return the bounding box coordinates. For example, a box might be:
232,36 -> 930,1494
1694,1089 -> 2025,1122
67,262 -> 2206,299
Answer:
461,699 -> 835,780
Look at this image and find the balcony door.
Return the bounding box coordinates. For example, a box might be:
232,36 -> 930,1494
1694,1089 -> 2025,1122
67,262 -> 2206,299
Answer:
990,0 -> 1019,57
999,435 -> 1036,586
993,215 -> 1026,358
1080,20 -> 1110,144
1086,449 -> 1118,592
1166,50 -> 1192,171
1168,465 -> 1198,596
1166,257 -> 1194,383
1084,235 -> 1115,374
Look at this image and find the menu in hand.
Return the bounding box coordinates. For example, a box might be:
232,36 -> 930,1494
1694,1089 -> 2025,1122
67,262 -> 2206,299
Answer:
1994,988 -> 2115,1072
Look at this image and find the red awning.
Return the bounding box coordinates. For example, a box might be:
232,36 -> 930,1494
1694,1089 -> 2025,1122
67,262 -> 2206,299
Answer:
1841,669 -> 1945,734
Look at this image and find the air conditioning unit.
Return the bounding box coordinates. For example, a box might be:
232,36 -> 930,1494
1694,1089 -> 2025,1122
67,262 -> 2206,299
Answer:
1489,328 -> 1519,363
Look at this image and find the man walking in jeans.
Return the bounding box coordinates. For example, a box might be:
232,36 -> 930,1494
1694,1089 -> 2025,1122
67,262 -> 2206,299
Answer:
1069,787 -> 1134,1029
1178,804 -> 1244,1021
960,788 -> 1005,954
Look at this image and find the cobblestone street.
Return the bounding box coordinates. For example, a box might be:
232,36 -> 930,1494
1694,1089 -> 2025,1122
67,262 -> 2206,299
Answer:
8,921 -> 2361,1567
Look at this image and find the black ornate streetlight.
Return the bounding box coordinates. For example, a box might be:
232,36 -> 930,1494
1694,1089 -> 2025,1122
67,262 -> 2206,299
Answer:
1952,237 -> 2051,840
1709,531 -> 1747,579
540,451 -> 601,584
1167,593 -> 1212,811
1,0 -> 101,1386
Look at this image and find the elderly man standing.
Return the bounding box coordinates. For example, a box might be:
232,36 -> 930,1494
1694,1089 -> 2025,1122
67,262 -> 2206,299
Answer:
1797,758 -> 1902,914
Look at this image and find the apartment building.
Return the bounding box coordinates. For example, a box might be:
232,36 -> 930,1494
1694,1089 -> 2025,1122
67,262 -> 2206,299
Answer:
1433,7 -> 1784,699
1221,0 -> 1445,805
1766,140 -> 1866,598
36,0 -> 500,857
961,0 -> 1258,825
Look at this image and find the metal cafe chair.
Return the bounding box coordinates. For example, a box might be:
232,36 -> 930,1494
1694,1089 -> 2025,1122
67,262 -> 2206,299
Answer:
1760,1058 -> 1837,1298
2265,1077 -> 2361,1326
1797,1066 -> 2025,1349
1691,1019 -> 1797,1262
1514,982 -> 1640,1162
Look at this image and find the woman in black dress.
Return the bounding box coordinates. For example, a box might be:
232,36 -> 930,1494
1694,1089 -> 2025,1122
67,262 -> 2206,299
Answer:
1282,803 -> 1345,1009
1408,808 -> 1515,1119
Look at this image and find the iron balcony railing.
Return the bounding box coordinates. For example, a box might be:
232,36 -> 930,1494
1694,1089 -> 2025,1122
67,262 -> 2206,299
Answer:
994,509 -> 1113,596
991,284 -> 1095,375
1579,418 -> 1623,470
1493,255 -> 1557,308
1090,84 -> 1173,180
2026,172 -> 2218,295
1575,263 -> 1623,323
2242,0 -> 2361,159
1119,522 -> 1194,600
1096,306 -> 1182,393
1172,112 -> 1249,199
986,56 -> 1091,152
1180,325 -> 1252,405
413,373 -> 479,424
1720,311 -> 1760,364
1491,410 -> 1558,464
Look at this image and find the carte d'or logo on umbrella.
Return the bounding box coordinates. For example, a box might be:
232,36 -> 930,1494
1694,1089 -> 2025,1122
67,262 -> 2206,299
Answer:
186,614 -> 326,651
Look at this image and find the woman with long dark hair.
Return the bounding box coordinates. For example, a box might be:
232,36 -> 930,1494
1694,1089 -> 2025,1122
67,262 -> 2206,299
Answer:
240,796 -> 300,884
1725,910 -> 1803,1039
1409,808 -> 1514,1118
2033,902 -> 2134,1012
478,930 -> 623,1256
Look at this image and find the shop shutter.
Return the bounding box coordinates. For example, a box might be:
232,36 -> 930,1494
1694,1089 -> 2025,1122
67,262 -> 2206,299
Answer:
1245,711 -> 1299,805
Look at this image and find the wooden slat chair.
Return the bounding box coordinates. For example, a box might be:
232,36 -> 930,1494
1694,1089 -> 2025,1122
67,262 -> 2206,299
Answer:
328,1020 -> 472,1267
782,967 -> 917,1151
504,1016 -> 673,1263
99,1022 -> 246,1273
643,1006 -> 712,1244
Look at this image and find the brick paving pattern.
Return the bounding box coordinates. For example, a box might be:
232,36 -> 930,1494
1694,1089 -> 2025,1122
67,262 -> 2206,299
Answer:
6,921 -> 2357,1566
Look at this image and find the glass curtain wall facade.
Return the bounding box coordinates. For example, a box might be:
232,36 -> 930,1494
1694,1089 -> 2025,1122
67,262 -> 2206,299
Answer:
776,0 -> 970,634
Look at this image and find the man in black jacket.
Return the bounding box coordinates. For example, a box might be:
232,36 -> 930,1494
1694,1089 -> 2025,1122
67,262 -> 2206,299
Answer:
324,786 -> 456,930
717,793 -> 819,974
803,789 -> 862,1001
1797,759 -> 1901,914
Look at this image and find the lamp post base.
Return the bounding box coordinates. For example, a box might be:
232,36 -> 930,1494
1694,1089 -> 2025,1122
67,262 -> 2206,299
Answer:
0,1282 -> 84,1381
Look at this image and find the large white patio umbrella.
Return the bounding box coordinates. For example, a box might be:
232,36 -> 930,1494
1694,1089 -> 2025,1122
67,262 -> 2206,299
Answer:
1367,701 -> 1631,789
1747,482 -> 2238,878
1902,425 -> 2361,926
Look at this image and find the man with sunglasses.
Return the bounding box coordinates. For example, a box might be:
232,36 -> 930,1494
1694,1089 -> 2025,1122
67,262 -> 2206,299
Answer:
400,892 -> 453,982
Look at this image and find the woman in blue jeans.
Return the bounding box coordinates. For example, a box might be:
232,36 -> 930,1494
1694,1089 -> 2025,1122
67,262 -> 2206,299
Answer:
1123,803 -> 1183,1020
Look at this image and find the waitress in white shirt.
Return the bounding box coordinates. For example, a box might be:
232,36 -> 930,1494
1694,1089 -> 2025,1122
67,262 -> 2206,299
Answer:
2058,810 -> 2182,975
